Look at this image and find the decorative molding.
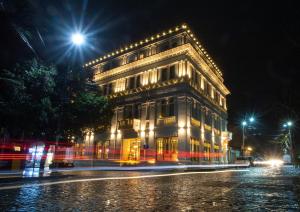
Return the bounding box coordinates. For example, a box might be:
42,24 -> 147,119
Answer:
95,43 -> 229,95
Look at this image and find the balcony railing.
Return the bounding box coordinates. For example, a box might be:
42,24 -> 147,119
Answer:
156,116 -> 176,125
191,117 -> 201,127
204,124 -> 212,131
118,119 -> 133,129
214,128 -> 221,135
118,118 -> 140,131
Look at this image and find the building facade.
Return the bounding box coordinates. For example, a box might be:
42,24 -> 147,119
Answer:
83,24 -> 231,164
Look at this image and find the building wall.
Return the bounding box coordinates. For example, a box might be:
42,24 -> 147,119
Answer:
82,24 -> 231,164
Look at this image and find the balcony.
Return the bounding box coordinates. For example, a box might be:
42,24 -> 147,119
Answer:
118,119 -> 140,131
204,124 -> 212,131
191,117 -> 201,127
213,128 -> 221,135
156,116 -> 176,125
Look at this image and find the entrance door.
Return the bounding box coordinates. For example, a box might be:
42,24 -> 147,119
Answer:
122,138 -> 140,161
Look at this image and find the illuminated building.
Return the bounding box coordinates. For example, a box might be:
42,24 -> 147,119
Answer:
84,24 -> 232,164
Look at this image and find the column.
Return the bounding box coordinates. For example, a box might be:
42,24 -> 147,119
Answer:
110,108 -> 118,159
116,107 -> 123,160
200,107 -> 205,163
140,103 -> 147,160
177,96 -> 190,162
210,112 -> 215,164
148,101 -> 156,160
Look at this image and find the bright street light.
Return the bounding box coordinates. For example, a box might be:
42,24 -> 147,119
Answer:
71,33 -> 85,45
283,121 -> 293,128
242,121 -> 247,126
249,117 -> 255,123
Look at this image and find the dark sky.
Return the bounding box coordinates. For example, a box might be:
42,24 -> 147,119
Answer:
1,0 -> 299,149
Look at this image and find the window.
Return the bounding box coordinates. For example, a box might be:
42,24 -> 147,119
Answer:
139,49 -> 147,59
205,110 -> 211,126
204,146 -> 210,161
124,105 -> 133,119
171,38 -> 180,48
129,77 -> 135,89
128,75 -> 141,89
107,83 -> 113,95
191,68 -> 200,87
169,65 -> 176,79
171,41 -> 178,48
169,98 -> 175,116
156,137 -> 178,161
101,84 -> 106,95
110,59 -> 120,69
191,101 -> 201,120
160,98 -> 175,117
159,42 -> 170,52
160,65 -> 177,82
136,75 -> 141,88
103,62 -> 112,72
215,116 -> 220,130
128,53 -> 138,63
134,104 -> 141,119
145,104 -> 150,120
161,68 -> 168,82
161,99 -> 168,117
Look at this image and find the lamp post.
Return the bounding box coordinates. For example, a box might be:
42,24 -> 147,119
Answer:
283,121 -> 293,163
241,121 -> 247,156
55,32 -> 86,167
241,116 -> 255,157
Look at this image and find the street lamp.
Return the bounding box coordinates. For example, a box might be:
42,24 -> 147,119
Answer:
54,32 -> 87,168
71,33 -> 85,46
241,116 -> 256,157
241,121 -> 247,156
283,120 -> 294,163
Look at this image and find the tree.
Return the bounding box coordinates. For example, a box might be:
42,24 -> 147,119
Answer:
64,91 -> 113,139
0,59 -> 113,142
0,59 -> 58,139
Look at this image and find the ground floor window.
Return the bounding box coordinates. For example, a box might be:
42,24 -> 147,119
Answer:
203,144 -> 210,161
213,146 -> 220,162
156,137 -> 178,161
74,143 -> 85,157
190,138 -> 200,161
96,141 -> 110,159
122,138 -> 141,161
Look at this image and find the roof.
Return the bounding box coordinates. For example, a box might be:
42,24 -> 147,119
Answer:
84,24 -> 223,78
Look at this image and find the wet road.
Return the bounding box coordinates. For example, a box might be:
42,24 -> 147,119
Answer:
0,166 -> 299,211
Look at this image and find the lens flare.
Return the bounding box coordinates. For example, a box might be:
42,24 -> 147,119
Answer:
71,33 -> 85,45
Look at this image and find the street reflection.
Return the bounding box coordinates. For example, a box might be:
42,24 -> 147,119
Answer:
0,167 -> 299,211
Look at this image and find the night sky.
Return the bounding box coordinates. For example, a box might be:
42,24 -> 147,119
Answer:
1,0 -> 299,153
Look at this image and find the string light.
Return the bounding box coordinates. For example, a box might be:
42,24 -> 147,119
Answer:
83,24 -> 223,76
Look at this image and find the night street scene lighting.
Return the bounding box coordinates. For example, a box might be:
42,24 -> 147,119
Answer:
71,33 -> 85,46
0,0 -> 300,211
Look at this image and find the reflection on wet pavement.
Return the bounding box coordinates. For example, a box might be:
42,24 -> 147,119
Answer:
0,166 -> 299,211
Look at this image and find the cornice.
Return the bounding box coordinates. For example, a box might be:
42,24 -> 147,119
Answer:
95,43 -> 230,95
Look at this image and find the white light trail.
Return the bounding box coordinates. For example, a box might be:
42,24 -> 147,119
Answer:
0,169 -> 249,191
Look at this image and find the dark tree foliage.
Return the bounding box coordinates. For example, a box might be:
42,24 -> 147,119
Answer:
0,59 -> 113,141
0,59 -> 57,139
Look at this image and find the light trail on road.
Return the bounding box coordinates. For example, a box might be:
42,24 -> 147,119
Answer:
0,169 -> 249,191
